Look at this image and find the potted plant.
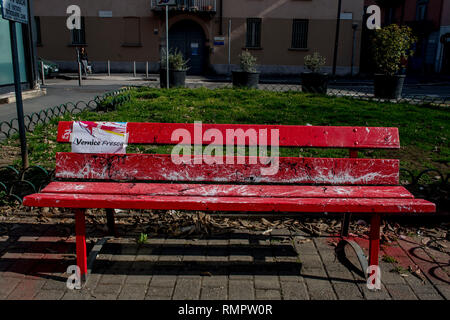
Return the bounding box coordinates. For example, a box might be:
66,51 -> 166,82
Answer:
372,24 -> 416,99
160,49 -> 189,88
232,50 -> 260,89
301,52 -> 328,94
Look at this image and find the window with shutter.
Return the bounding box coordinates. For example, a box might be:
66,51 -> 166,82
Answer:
246,18 -> 262,48
291,19 -> 309,49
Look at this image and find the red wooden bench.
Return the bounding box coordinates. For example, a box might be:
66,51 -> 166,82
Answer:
23,122 -> 436,282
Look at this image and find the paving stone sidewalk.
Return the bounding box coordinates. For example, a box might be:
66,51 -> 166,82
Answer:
0,220 -> 448,300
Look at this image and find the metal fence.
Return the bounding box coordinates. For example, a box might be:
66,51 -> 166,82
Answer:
0,87 -> 133,141
125,80 -> 450,107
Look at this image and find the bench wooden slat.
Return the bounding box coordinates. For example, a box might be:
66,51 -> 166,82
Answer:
23,193 -> 435,213
42,182 -> 414,199
55,153 -> 400,185
57,122 -> 400,149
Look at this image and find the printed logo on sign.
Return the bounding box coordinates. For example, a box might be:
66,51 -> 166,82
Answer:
71,121 -> 128,154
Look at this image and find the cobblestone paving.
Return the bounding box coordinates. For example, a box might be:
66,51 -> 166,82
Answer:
0,221 -> 448,300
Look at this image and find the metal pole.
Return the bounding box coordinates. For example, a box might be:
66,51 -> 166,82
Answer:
228,19 -> 231,74
351,24 -> 357,77
40,61 -> 45,85
146,61 -> 149,78
78,61 -> 82,86
108,60 -> 110,76
133,61 -> 136,77
9,21 -> 29,169
165,5 -> 169,88
76,47 -> 82,86
332,0 -> 342,76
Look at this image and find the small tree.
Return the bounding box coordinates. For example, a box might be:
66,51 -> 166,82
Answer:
372,24 -> 416,76
239,50 -> 257,73
304,52 -> 326,73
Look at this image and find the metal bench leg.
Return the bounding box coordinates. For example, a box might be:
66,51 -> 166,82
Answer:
106,208 -> 118,237
75,209 -> 88,281
368,213 -> 381,267
341,213 -> 352,237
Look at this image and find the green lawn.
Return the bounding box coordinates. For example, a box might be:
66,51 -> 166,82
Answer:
4,87 -> 449,176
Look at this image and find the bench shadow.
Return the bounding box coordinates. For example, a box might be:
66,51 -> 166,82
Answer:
0,222 -> 364,285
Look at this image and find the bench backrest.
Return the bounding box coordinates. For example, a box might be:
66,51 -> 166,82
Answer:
55,122 -> 400,185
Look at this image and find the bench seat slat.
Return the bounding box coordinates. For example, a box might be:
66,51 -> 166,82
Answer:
42,182 -> 415,199
57,122 -> 400,149
23,193 -> 435,213
55,153 -> 399,185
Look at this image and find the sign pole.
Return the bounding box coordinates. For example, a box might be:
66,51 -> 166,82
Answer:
228,19 -> 231,74
9,21 -> 29,169
166,4 -> 169,88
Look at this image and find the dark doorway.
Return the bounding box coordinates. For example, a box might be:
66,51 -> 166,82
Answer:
442,43 -> 450,74
169,20 -> 206,75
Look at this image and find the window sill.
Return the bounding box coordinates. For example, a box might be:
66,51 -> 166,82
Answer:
122,43 -> 143,47
289,48 -> 309,51
243,47 -> 263,50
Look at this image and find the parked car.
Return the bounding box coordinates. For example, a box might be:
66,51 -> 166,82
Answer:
38,58 -> 59,78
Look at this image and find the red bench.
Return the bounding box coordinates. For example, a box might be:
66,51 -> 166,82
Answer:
23,122 -> 436,282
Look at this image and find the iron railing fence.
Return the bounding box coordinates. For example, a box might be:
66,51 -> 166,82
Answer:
136,81 -> 450,107
0,87 -> 133,141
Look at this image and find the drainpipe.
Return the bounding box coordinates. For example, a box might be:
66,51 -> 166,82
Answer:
332,0 -> 342,76
219,0 -> 223,35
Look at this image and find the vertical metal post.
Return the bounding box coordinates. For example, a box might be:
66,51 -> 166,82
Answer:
108,60 -> 110,76
332,0 -> 342,76
166,4 -> 169,88
350,23 -> 358,77
146,61 -> 149,78
78,61 -> 82,86
40,61 -> 45,86
133,61 -> 136,77
228,19 -> 231,74
9,21 -> 29,169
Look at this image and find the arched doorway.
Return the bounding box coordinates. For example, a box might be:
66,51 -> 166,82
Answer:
169,20 -> 206,75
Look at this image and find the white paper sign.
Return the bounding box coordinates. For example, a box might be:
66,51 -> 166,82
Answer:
71,121 -> 128,154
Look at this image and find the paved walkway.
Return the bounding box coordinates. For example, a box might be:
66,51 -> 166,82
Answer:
0,78 -> 150,124
0,216 -> 448,300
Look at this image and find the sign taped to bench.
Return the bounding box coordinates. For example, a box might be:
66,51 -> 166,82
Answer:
71,121 -> 128,154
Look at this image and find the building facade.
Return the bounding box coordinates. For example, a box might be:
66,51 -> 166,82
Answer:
364,0 -> 450,74
33,0 -> 365,76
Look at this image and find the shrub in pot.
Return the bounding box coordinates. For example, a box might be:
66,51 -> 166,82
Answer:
372,24 -> 416,99
232,50 -> 260,89
160,49 -> 189,88
301,52 -> 328,94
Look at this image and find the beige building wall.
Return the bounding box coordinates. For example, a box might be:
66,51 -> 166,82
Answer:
34,0 -> 364,75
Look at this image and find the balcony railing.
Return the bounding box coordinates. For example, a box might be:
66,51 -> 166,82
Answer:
151,0 -> 217,13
